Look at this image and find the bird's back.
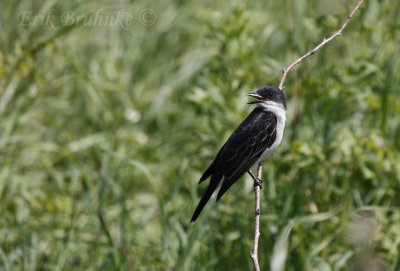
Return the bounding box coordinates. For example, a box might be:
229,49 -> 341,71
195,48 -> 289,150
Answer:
190,108 -> 278,224
214,107 -> 278,199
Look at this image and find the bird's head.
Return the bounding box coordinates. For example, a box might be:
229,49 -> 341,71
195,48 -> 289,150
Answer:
247,86 -> 286,111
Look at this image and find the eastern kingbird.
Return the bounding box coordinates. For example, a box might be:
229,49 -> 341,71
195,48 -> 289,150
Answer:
190,86 -> 286,224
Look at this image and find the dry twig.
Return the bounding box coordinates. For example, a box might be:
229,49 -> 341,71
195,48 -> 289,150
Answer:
250,162 -> 262,271
278,0 -> 365,90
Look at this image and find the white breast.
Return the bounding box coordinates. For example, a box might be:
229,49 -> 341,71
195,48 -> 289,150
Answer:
254,102 -> 286,167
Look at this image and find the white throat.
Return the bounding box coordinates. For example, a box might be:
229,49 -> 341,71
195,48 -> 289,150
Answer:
253,100 -> 286,167
258,100 -> 286,115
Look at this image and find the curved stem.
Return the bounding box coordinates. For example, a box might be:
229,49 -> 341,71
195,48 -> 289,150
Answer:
278,0 -> 365,90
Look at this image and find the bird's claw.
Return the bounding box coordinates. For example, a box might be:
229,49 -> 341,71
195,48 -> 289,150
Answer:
254,178 -> 263,189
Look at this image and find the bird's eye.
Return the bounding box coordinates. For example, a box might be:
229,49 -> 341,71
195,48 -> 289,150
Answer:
268,92 -> 274,98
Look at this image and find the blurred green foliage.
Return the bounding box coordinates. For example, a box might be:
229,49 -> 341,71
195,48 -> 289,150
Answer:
1,0 -> 400,270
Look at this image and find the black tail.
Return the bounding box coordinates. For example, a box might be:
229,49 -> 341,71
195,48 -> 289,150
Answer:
189,173 -> 223,225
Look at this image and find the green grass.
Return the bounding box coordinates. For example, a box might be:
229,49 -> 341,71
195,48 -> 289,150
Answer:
1,0 -> 400,270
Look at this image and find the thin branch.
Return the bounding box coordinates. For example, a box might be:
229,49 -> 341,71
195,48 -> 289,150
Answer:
250,162 -> 262,271
279,0 -> 365,90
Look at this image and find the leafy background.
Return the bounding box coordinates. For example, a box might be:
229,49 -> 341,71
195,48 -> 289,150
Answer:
1,0 -> 400,270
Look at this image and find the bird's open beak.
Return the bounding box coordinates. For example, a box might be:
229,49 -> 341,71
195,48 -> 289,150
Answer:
247,92 -> 264,104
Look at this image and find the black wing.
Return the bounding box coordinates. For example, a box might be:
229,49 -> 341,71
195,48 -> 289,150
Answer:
216,108 -> 277,200
190,107 -> 277,224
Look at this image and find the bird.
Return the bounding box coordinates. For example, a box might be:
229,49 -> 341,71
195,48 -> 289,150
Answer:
189,86 -> 287,225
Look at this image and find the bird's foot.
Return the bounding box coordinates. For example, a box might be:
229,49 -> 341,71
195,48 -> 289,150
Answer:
253,178 -> 263,189
247,170 -> 263,190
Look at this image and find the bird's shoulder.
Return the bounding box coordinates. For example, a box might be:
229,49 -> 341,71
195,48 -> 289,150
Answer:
231,107 -> 277,140
217,108 -> 276,159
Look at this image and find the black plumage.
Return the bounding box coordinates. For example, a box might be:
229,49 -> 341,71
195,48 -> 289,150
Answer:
190,107 -> 277,224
